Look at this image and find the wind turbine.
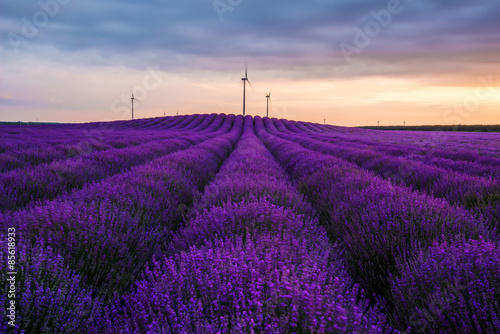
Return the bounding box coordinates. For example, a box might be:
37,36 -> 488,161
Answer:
265,90 -> 271,117
130,91 -> 136,120
241,64 -> 253,116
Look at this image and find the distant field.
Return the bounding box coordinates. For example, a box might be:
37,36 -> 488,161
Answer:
360,124 -> 500,132
1,114 -> 499,333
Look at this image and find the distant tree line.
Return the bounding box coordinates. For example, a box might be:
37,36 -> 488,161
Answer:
360,124 -> 500,132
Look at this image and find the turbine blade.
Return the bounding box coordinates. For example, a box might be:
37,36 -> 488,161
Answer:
247,80 -> 254,92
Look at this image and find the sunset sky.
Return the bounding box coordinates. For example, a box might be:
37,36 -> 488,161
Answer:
1,0 -> 499,126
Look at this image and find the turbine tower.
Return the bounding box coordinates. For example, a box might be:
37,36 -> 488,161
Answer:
241,65 -> 253,116
131,92 -> 136,120
265,90 -> 271,117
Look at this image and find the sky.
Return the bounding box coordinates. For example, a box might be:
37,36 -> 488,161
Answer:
0,0 -> 499,126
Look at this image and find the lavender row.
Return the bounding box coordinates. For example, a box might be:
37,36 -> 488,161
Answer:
298,120 -> 500,159
281,120 -> 500,178
108,113 -> 198,130
287,119 -> 500,166
100,116 -> 387,333
0,128 -> 109,154
0,241 -> 102,333
94,115 -> 182,129
0,131 -> 173,173
390,237 -> 500,333
399,154 -> 500,178
0,115 -> 243,333
0,113 -> 209,152
282,118 -> 500,175
2,113 -> 496,333
0,137 -> 190,211
133,113 -> 226,134
0,114 -> 180,153
127,113 -> 202,130
293,122 -> 500,177
139,114 -> 224,131
80,115 -> 182,130
0,114 -> 227,211
361,128 -> 500,158
0,114 -> 219,172
270,118 -> 500,229
255,116 -> 494,331
100,113 -> 223,135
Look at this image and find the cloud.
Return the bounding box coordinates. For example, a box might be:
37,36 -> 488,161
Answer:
1,0 -> 499,77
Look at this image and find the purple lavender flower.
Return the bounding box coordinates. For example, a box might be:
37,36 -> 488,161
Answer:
390,238 -> 500,333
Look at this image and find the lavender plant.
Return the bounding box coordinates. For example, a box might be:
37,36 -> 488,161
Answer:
390,238 -> 500,333
255,116 -> 491,314
0,240 -> 101,333
102,232 -> 386,333
1,114 -> 498,333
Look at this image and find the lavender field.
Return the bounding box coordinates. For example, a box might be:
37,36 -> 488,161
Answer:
1,114 -> 499,333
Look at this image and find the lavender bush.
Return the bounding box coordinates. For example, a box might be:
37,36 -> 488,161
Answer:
0,240 -> 101,333
1,114 -> 498,333
103,232 -> 386,334
390,238 -> 500,333
255,115 -> 492,313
